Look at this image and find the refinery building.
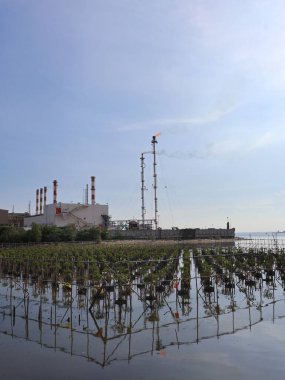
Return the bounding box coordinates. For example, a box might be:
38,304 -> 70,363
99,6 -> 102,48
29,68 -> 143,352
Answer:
24,177 -> 109,229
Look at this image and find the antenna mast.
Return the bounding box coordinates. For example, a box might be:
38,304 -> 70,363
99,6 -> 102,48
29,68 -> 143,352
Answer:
152,135 -> 158,229
140,153 -> 146,227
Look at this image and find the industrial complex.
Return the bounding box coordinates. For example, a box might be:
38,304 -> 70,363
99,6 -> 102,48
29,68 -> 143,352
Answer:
0,135 -> 235,239
23,177 -> 109,229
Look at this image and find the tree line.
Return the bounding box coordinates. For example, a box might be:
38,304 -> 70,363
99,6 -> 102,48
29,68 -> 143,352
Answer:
0,224 -> 107,243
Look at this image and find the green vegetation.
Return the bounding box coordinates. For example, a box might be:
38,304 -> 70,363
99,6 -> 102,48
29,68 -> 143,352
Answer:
1,238 -> 284,301
0,242 -> 181,287
192,245 -> 285,295
0,224 -> 106,244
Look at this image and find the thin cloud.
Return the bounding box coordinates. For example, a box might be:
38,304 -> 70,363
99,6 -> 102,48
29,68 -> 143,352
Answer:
119,107 -> 235,132
249,131 -> 275,151
159,129 -> 283,160
207,132 -> 281,157
206,133 -> 275,155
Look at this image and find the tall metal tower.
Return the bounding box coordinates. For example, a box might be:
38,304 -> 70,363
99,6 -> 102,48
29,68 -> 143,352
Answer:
152,135 -> 158,229
140,153 -> 146,226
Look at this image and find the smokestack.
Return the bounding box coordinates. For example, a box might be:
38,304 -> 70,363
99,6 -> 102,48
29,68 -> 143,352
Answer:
36,189 -> 39,215
91,176 -> 95,205
53,180 -> 58,204
40,188 -> 43,214
85,184 -> 89,205
44,186 -> 47,210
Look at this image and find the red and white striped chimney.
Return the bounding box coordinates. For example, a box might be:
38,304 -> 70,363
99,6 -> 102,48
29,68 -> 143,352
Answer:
53,180 -> 58,204
44,186 -> 47,210
86,184 -> 89,205
91,176 -> 95,205
36,189 -> 39,215
40,188 -> 43,214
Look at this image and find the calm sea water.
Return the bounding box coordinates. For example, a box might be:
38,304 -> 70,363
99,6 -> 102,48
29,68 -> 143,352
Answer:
236,231 -> 285,240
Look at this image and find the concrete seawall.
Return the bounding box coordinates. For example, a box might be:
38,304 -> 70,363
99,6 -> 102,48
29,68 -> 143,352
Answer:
107,228 -> 235,240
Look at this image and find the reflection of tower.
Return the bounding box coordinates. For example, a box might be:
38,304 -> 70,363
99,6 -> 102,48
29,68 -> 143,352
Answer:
155,305 -> 162,351
151,135 -> 158,229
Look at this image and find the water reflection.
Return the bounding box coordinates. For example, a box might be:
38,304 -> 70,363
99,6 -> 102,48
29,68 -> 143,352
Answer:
0,241 -> 285,367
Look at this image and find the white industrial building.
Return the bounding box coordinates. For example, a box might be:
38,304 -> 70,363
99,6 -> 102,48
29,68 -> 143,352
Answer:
24,177 -> 109,229
24,202 -> 109,229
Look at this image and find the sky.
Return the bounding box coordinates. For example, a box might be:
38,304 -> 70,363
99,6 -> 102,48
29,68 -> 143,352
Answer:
1,0 -> 285,232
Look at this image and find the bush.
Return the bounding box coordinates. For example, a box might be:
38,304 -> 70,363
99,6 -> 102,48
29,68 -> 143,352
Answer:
0,226 -> 25,243
41,225 -> 62,242
75,227 -> 101,242
0,223 -> 103,243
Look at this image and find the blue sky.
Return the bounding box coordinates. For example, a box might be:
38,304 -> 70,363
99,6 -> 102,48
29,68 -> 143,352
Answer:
1,0 -> 285,232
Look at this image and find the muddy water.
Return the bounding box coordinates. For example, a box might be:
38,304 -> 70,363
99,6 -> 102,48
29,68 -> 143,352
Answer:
1,249 -> 285,379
